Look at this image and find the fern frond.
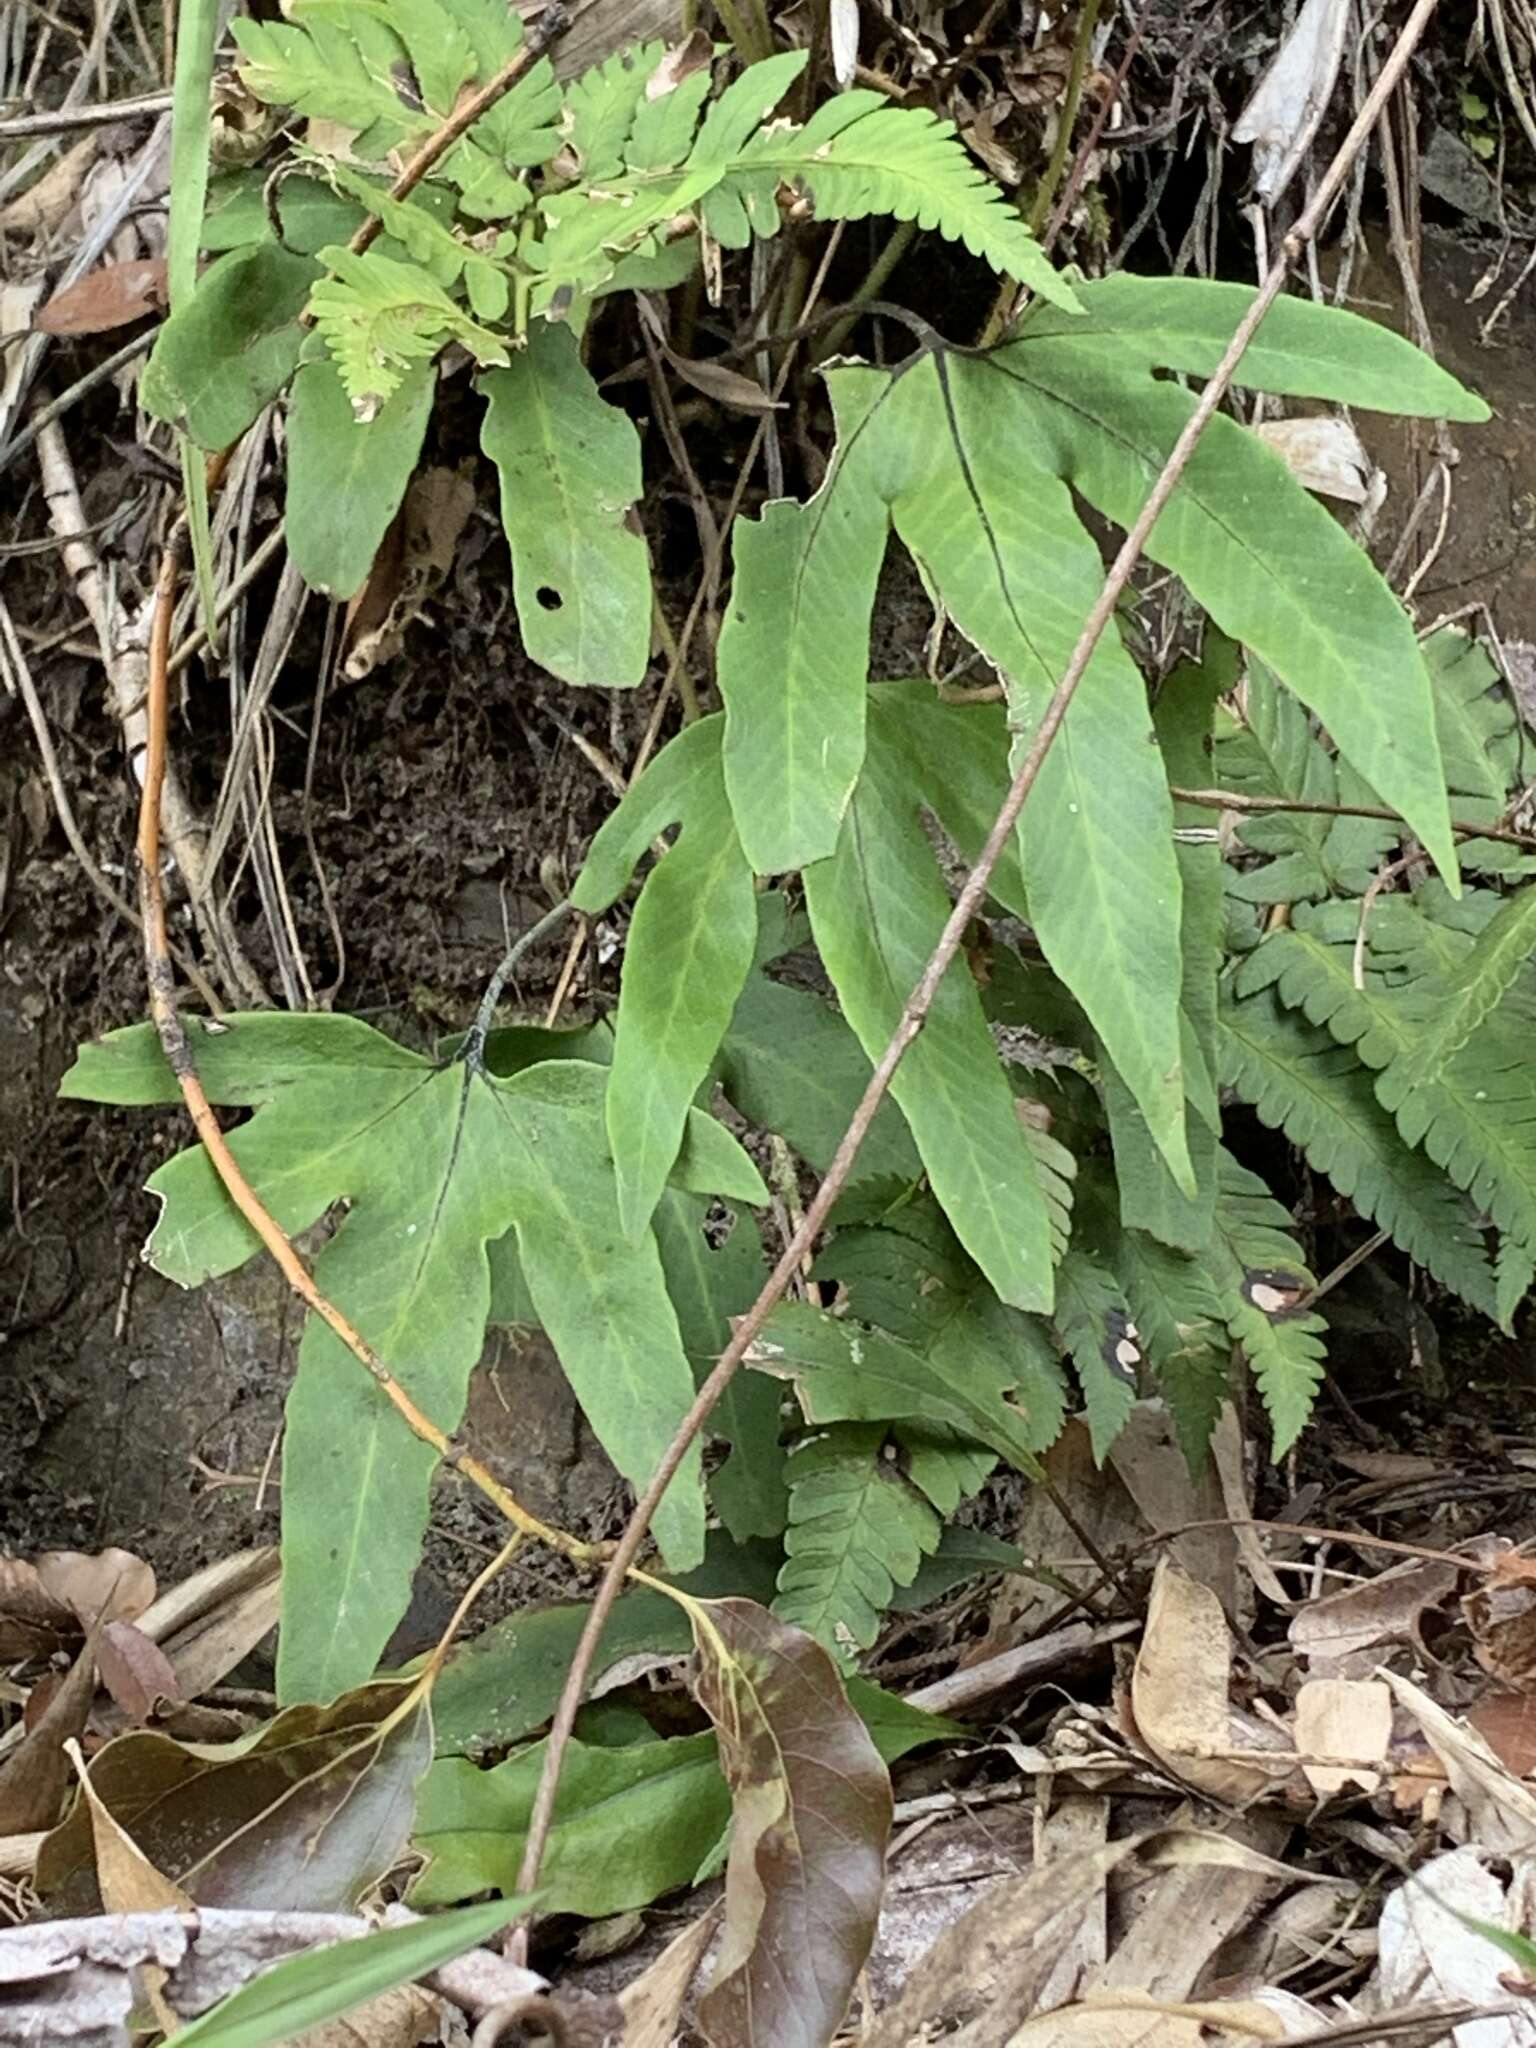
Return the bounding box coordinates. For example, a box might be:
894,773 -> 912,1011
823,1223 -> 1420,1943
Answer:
1023,1112 -> 1076,1262
310,246 -> 508,409
558,40 -> 669,180
233,12 -> 428,159
1054,1248 -> 1139,1460
774,1423 -> 942,1661
739,94 -> 1076,308
1219,983 -> 1498,1317
1425,627 -> 1536,877
1210,1154 -> 1326,1455
1393,881 -> 1536,1093
317,159 -> 513,317
892,1423 -> 996,1514
1238,905 -> 1536,1255
1111,1226 -> 1231,1470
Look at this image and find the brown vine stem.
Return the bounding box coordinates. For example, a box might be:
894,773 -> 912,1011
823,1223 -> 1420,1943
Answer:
513,0 -> 1447,1907
136,524 -> 599,1568
1169,786 -> 1536,851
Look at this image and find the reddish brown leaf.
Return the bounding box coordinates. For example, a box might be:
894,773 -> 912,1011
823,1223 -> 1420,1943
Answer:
97,1621 -> 182,1725
689,1598 -> 890,2048
34,258 -> 168,334
0,1637 -> 97,1833
35,1680 -> 432,1915
1468,1691 -> 1536,1779
37,1547 -> 155,1627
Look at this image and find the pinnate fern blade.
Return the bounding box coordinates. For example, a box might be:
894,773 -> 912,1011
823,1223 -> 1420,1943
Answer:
1211,1154 -> 1326,1456
1219,983 -> 1498,1317
775,1425 -> 940,1662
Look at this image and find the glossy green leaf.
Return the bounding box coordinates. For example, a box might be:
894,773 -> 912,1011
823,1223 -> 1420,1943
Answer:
140,244 -> 314,448
991,341 -> 1459,885
285,357 -> 435,599
480,325 -> 650,687
803,706 -> 1053,1311
870,352 -> 1190,1193
62,1021 -> 767,1694
170,1899 -> 526,2048
572,716 -> 757,1238
1022,275 -> 1490,419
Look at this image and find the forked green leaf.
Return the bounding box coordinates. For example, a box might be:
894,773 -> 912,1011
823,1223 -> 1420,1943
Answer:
869,351 -> 1189,1191
689,1597 -> 891,2048
1022,275 -> 1490,419
480,325 -> 651,687
170,1898 -> 527,2048
62,1020 -> 767,1694
285,358 -> 435,599
717,370 -> 891,872
572,716 -> 756,1238
991,339 -> 1460,886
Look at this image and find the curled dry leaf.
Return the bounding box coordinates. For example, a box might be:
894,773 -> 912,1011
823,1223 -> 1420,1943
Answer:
1382,1667 -> 1536,1854
0,1636 -> 97,1834
37,1548 -> 156,1628
35,1680 -> 433,1915
689,1597 -> 891,2048
64,1738 -> 191,1916
0,133 -> 98,235
1287,1555 -> 1459,1676
1253,416 -> 1373,505
1232,0 -> 1352,204
1374,1846 -> 1536,2047
0,1556 -> 80,1658
34,258 -> 169,335
1130,1557 -> 1296,1807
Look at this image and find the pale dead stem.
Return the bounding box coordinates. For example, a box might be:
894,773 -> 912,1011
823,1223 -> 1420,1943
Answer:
509,0 -> 1452,1910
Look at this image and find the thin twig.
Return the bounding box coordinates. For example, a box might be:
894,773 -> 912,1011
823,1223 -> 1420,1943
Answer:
510,0 -> 1448,1912
1169,786 -> 1536,850
0,86 -> 172,137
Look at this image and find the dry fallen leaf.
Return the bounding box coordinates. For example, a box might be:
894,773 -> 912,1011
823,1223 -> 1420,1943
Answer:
1373,1846 -> 1536,2047
0,1638 -> 97,1834
1288,1555 -> 1459,1676
1383,1667 -> 1536,1853
1131,1557 -> 1295,1806
37,1549 -> 156,1628
1254,416 -> 1374,504
34,258 -> 168,335
96,1622 -> 181,1726
1294,1678 -> 1392,1797
617,1907 -> 718,2048
0,1556 -> 80,1658
0,133 -> 98,235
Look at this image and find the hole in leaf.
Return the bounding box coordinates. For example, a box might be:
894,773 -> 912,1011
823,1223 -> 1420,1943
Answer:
536,586 -> 563,611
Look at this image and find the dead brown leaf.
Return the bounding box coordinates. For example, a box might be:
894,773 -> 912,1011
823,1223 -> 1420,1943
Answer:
1130,1557 -> 1296,1806
1294,1678 -> 1392,1797
0,134 -> 97,235
96,1622 -> 181,1725
1466,1691 -> 1536,1779
64,1737 -> 191,1915
1288,1556 -> 1459,1676
617,1907 -> 718,2048
34,258 -> 168,335
1383,1667 -> 1536,1852
0,1556 -> 80,1658
37,1548 -> 156,1628
0,1637 -> 97,1833
343,465 -> 476,679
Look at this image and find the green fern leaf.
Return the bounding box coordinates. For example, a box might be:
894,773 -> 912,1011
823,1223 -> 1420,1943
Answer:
559,40 -> 668,179
775,1424 -> 940,1661
1219,982 -> 1497,1316
1111,1226 -> 1231,1470
1054,1248 -> 1139,1460
1237,903 -> 1536,1258
740,93 -> 1077,309
317,159 -> 511,316
233,11 -> 428,159
989,339 -> 1458,886
1210,1154 -> 1326,1455
892,1424 -> 996,1514
309,246 -> 508,409
1392,882 -> 1536,1092
1022,1112 -> 1076,1263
